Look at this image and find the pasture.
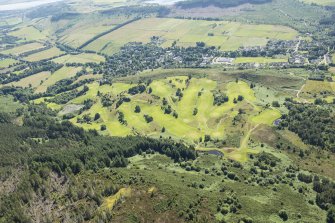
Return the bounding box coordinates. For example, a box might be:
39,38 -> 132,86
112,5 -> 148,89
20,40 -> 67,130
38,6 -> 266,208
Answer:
0,58 -> 18,69
1,42 -> 45,56
23,47 -> 64,62
84,18 -> 298,54
35,66 -> 82,93
52,53 -> 105,64
9,26 -> 47,41
5,71 -> 51,88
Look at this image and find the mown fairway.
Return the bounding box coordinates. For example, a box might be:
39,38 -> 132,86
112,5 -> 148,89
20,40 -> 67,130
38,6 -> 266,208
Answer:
84,17 -> 298,54
33,72 -> 287,161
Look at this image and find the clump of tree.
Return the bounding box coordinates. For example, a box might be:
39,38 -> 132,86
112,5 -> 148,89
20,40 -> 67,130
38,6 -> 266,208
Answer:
128,85 -> 146,95
144,114 -> 153,123
213,91 -> 229,106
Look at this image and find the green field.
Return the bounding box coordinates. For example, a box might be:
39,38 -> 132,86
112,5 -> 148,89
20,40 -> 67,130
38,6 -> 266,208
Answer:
4,71 -> 51,88
52,53 -> 105,64
9,26 -> 47,41
23,47 -> 64,62
234,57 -> 288,64
84,18 -> 298,54
0,58 -> 18,69
35,66 -> 82,93
1,42 -> 45,56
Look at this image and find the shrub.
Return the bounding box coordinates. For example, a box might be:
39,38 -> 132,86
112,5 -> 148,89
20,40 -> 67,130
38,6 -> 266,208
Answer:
278,210 -> 288,221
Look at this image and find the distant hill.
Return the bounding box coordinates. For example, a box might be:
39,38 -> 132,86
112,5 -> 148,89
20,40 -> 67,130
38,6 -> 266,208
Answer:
176,0 -> 271,9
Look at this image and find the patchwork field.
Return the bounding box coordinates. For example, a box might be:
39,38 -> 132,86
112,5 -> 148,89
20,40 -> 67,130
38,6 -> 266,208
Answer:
58,15 -> 129,48
52,53 -> 105,64
84,18 -> 298,54
23,47 -> 64,62
1,42 -> 45,56
35,66 -> 82,93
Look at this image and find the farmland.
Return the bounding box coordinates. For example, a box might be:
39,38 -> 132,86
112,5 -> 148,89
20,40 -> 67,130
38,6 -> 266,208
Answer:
52,53 -> 105,64
9,26 -> 47,41
1,42 -> 45,56
35,66 -> 82,93
0,58 -> 18,68
23,47 -> 64,62
84,18 -> 298,54
4,71 -> 51,88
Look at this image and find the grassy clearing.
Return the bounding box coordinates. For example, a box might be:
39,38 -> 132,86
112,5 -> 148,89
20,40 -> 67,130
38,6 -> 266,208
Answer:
0,58 -> 18,69
101,188 -> 131,210
234,57 -> 288,64
52,53 -> 105,64
23,47 -> 64,62
85,18 -> 298,54
35,66 -> 82,93
1,42 -> 45,56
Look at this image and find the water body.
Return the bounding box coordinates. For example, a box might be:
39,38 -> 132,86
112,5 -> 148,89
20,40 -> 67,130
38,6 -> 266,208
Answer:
0,0 -> 63,11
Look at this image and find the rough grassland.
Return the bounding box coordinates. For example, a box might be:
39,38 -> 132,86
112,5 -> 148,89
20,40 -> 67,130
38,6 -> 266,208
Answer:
1,42 -> 45,56
23,47 -> 64,62
85,18 -> 298,54
35,66 -> 82,93
52,53 -> 105,64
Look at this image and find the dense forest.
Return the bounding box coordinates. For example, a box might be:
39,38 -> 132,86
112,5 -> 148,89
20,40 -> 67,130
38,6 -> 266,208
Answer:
0,104 -> 196,222
279,103 -> 335,152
